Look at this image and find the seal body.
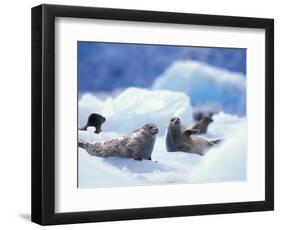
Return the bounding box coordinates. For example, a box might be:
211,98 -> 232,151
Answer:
193,110 -> 215,121
165,128 -> 178,152
79,123 -> 158,160
79,113 -> 106,134
166,117 -> 220,156
190,116 -> 213,134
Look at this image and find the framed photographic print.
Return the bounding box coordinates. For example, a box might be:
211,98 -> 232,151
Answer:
31,4 -> 274,225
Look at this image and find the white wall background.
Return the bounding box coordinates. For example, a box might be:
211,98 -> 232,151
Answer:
0,0 -> 279,228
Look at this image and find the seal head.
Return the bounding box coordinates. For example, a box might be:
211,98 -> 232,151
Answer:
166,117 -> 181,152
142,123 -> 159,135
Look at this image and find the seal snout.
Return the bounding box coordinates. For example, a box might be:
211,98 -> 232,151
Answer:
143,123 -> 159,135
149,125 -> 159,135
170,117 -> 180,125
153,127 -> 159,135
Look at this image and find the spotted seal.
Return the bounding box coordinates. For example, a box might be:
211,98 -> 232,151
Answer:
166,117 -> 222,156
79,123 -> 158,160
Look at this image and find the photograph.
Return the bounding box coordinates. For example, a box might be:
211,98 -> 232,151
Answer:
30,3 -> 274,225
77,42 -> 247,188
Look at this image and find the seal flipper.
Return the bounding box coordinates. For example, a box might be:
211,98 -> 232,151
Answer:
210,139 -> 224,145
183,129 -> 200,136
78,139 -> 87,149
190,116 -> 213,134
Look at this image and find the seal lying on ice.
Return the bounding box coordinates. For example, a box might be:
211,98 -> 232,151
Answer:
79,113 -> 106,134
79,123 -> 159,160
166,117 -> 222,156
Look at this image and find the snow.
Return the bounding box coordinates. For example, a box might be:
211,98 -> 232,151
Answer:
152,60 -> 246,116
189,127 -> 247,183
78,89 -> 247,188
208,112 -> 246,138
79,87 -> 193,135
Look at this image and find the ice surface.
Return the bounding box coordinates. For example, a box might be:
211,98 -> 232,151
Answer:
152,60 -> 246,116
79,120 -> 246,188
78,77 -> 247,188
79,87 -> 193,135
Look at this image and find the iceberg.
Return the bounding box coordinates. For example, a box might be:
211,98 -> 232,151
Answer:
152,60 -> 246,116
79,87 -> 193,135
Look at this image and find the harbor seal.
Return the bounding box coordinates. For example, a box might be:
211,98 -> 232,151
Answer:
79,123 -> 159,160
166,117 -> 222,156
193,109 -> 215,121
190,116 -> 213,134
79,113 -> 106,133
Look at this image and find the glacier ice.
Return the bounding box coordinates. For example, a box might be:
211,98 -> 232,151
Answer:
152,60 -> 246,116
79,87 -> 193,135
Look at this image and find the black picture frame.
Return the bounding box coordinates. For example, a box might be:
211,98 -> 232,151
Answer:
31,4 -> 274,225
